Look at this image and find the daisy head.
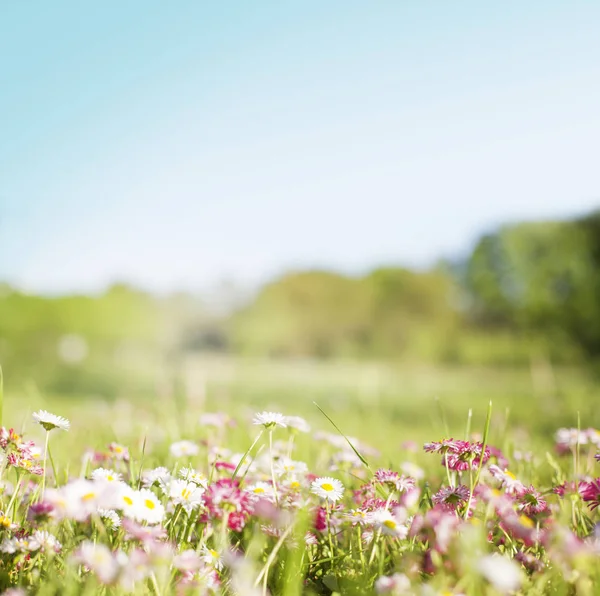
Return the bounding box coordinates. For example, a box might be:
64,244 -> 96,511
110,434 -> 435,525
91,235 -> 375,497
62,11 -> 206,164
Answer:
135,489 -> 165,525
284,416 -> 311,433
245,482 -> 274,499
170,441 -> 200,458
178,466 -> 208,488
252,412 -> 287,429
32,410 -> 70,432
200,545 -> 224,571
311,477 -> 345,502
91,468 -> 123,484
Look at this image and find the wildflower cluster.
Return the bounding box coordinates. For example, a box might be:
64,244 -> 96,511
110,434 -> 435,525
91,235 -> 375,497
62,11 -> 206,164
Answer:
0,408 -> 599,595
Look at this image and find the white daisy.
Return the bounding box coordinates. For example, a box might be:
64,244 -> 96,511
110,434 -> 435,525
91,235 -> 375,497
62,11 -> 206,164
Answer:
372,509 -> 409,538
245,481 -> 274,499
310,477 -> 345,502
74,541 -> 121,584
274,458 -> 308,477
115,485 -> 139,519
141,466 -> 171,488
98,508 -> 121,529
200,545 -> 224,571
134,489 -> 165,525
31,530 -> 61,553
252,411 -> 287,429
284,416 -> 311,433
178,466 -> 208,488
170,440 -> 199,458
166,479 -> 205,513
91,468 -> 122,484
32,410 -> 70,432
47,479 -> 115,521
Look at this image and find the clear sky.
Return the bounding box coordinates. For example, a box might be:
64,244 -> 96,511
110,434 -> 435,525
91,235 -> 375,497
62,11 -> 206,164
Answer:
1,1 -> 599,294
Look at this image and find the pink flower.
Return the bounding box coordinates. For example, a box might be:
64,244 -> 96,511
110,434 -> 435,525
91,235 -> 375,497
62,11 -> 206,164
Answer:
373,469 -> 416,493
432,485 -> 470,511
203,479 -> 254,530
517,486 -> 548,516
581,479 -> 600,510
424,439 -> 490,471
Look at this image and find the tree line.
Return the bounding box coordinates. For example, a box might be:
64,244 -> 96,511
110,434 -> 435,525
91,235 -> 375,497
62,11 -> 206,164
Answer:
1,210 -> 599,392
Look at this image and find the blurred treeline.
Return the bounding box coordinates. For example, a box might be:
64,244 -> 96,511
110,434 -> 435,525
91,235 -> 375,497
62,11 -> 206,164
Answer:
1,211 -> 599,394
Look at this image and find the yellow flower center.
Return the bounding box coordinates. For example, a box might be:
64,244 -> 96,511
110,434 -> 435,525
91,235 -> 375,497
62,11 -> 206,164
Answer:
145,499 -> 156,510
0,516 -> 11,527
181,489 -> 192,499
505,470 -> 516,480
519,514 -> 534,528
82,492 -> 96,501
253,487 -> 265,494
123,496 -> 134,506
290,481 -> 300,490
321,483 -> 334,492
383,520 -> 397,530
107,475 -> 114,481
210,549 -> 218,558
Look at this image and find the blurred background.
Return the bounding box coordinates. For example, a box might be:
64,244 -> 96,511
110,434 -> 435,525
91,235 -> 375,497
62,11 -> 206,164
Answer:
1,2 -> 599,444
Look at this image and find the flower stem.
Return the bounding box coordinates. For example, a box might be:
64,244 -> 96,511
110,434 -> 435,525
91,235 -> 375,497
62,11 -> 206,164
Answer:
269,429 -> 279,505
41,431 -> 50,500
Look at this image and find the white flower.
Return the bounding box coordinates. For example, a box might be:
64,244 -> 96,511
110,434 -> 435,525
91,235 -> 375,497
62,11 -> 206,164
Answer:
375,573 -> 411,594
166,479 -> 205,513
32,410 -> 70,432
200,545 -> 224,571
98,508 -> 121,529
372,509 -> 409,538
134,489 -> 165,525
46,479 -> 116,521
284,416 -> 311,433
31,530 -> 61,553
477,554 -> 523,594
0,538 -> 18,553
74,541 -> 121,584
92,468 -> 122,484
141,466 -> 171,488
173,549 -> 203,571
115,484 -> 139,519
252,412 -> 287,429
178,466 -> 208,488
311,477 -> 344,502
170,440 -> 199,458
343,509 -> 373,525
245,482 -> 274,499
274,458 -> 308,477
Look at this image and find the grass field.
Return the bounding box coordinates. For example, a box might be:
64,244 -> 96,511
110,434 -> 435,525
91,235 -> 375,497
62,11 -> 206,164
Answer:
2,359 -> 600,595
9,358 -> 598,464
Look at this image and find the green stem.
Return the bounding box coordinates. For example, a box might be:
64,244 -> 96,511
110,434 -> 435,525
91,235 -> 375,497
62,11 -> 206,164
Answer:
269,430 -> 279,505
232,430 -> 263,480
47,439 -> 59,488
6,474 -> 22,518
40,431 -> 50,500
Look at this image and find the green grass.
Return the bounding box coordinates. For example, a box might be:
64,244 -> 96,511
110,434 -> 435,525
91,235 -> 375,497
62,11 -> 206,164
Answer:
2,358 -> 600,595
6,357 -> 598,469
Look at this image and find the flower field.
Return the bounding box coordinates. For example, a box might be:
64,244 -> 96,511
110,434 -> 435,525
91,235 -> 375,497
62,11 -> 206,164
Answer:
1,376 -> 600,596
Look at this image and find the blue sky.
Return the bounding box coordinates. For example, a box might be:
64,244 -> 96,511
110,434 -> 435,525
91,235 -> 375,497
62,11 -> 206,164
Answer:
1,1 -> 599,294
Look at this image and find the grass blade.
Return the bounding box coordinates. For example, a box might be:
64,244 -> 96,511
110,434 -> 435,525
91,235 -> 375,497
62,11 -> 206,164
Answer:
313,402 -> 370,471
